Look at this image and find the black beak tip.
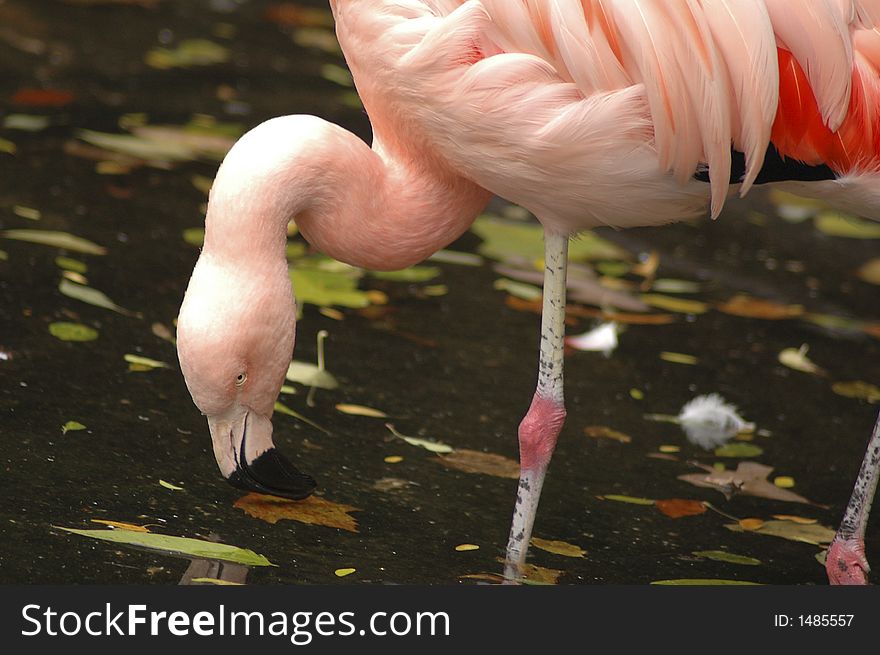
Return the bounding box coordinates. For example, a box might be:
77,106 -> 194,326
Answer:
227,447 -> 317,500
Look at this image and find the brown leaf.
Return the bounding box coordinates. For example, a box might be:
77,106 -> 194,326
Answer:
678,461 -> 812,504
583,425 -> 632,443
566,306 -> 676,325
655,498 -> 707,519
435,449 -> 520,479
11,88 -> 74,107
234,493 -> 359,532
716,294 -> 804,320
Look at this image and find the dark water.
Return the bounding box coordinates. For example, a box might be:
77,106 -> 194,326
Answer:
1,0 -> 878,585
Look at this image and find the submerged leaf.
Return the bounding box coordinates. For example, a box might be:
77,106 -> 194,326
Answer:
55,527 -> 275,566
831,381 -> 880,403
660,351 -> 698,365
435,449 -> 520,479
0,229 -> 106,255
857,258 -> 880,285
145,39 -> 229,70
640,294 -> 709,314
714,442 -> 764,458
814,211 -> 880,239
370,266 -> 440,282
583,425 -> 632,444
651,579 -> 760,586
124,353 -> 170,370
716,295 -> 803,320
90,519 -> 150,533
335,403 -> 387,418
601,494 -> 655,506
49,322 -> 98,342
234,493 -> 359,532
386,423 -> 453,454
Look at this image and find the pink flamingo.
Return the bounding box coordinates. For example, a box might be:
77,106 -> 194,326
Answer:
176,0 -> 880,584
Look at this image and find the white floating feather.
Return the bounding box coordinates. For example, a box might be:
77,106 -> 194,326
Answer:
565,321 -> 618,357
677,393 -> 754,450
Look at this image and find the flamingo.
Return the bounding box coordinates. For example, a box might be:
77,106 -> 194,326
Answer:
176,0 -> 880,584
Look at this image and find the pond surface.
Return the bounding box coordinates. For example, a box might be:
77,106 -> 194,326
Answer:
1,0 -> 878,586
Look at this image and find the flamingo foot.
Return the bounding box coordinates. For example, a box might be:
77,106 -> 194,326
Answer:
503,392 -> 566,582
826,536 -> 870,585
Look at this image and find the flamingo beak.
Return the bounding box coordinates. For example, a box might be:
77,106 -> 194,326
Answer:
208,410 -> 317,500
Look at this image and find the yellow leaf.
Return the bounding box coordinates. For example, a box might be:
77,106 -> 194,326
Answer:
659,445 -> 680,453
831,381 -> 880,403
159,480 -> 184,491
531,537 -> 586,558
234,493 -> 360,532
772,515 -> 817,525
602,494 -> 655,505
774,476 -> 796,489
383,455 -> 403,464
583,426 -> 632,444
857,258 -> 880,285
739,518 -> 765,531
455,544 -> 480,552
660,351 -> 698,365
90,519 -> 151,533
334,568 -> 356,577
190,577 -> 244,586
640,294 -> 709,314
335,403 -> 387,418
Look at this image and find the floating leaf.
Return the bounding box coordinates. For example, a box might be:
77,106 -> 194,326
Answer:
146,39 -> 229,69
78,129 -> 195,162
655,498 -> 706,518
519,563 -> 563,585
772,514 -> 816,524
55,256 -> 88,273
471,215 -> 627,263
320,63 -> 354,87
831,381 -> 880,403
692,550 -> 761,566
714,442 -> 764,458
286,361 -> 338,390
660,351 -> 698,365
455,544 -> 479,552
814,211 -> 880,239
234,493 -> 359,532
602,494 -> 655,506
60,279 -> 138,317
739,518 -> 765,531
435,449 -> 519,479
651,579 -> 760,586
370,266 -> 440,283
386,423 -> 453,454
583,426 -> 632,444
335,403 -> 387,418
857,258 -> 880,285
658,445 -> 680,453
0,138 -> 16,154
61,420 -> 86,434
778,344 -> 825,375
13,205 -> 41,220
125,353 -> 170,370
679,462 -> 811,504
1,229 -> 106,255
566,322 -> 618,355
49,322 -> 98,342
725,519 -> 835,546
678,394 -> 754,450
273,401 -> 329,434
383,455 -> 403,464
640,294 -> 709,314
90,519 -> 150,533
716,295 -> 803,319
190,577 -> 243,586
651,278 -> 701,294
182,228 -> 205,247
428,249 -> 484,266
494,277 -> 542,301
774,476 -> 796,489
11,88 -> 74,107
769,189 -> 824,221
55,527 -> 275,566
159,479 -> 184,491
290,267 -> 372,308
334,568 -> 356,577
3,114 -> 50,131
531,537 -> 586,558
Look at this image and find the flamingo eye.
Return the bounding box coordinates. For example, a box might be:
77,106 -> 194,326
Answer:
235,372 -> 247,387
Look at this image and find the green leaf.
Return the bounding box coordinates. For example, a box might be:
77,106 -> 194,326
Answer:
714,443 -> 764,458
692,550 -> 761,566
61,421 -> 87,434
145,39 -> 230,70
370,266 -> 441,282
59,279 -> 138,317
124,353 -> 170,369
0,229 -> 106,255
159,479 -> 184,491
814,211 -> 880,239
49,322 -> 98,342
386,423 -> 453,454
493,277 -> 543,300
182,228 -> 205,247
602,494 -> 655,505
273,401 -> 330,434
55,256 -> 88,274
55,527 -> 275,567
3,114 -> 50,131
650,579 -> 760,586
471,216 -> 627,263
290,267 -> 372,308
428,249 -> 483,266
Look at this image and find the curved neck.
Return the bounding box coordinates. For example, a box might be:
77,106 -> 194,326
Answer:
204,115 -> 490,271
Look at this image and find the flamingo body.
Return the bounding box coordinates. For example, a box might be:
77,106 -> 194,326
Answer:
177,0 -> 880,584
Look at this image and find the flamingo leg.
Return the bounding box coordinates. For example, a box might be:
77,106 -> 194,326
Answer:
826,408 -> 880,585
504,230 -> 569,582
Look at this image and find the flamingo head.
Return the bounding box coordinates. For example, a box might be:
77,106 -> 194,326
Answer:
176,254 -> 316,500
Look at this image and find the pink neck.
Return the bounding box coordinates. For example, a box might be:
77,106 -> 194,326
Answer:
204,115 -> 490,272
